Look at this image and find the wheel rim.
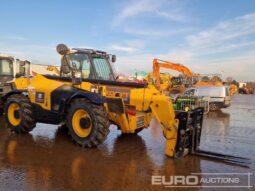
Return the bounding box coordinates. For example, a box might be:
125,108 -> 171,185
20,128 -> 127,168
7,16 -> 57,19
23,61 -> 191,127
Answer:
8,103 -> 21,126
72,109 -> 92,138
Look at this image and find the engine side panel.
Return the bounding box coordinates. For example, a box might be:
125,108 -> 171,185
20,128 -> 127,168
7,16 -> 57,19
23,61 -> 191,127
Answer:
24,75 -> 69,111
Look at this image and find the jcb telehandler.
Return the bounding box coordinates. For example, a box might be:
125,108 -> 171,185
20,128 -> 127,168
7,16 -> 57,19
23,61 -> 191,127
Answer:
1,44 -> 250,163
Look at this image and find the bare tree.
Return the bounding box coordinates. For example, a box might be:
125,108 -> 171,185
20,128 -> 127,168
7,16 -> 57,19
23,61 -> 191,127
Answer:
211,75 -> 222,82
226,76 -> 233,83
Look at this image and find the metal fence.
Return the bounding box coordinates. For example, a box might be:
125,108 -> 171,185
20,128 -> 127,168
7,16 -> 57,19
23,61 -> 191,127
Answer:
173,95 -> 210,114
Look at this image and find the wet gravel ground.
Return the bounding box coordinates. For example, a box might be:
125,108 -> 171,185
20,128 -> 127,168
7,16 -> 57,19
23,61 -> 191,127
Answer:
0,94 -> 254,191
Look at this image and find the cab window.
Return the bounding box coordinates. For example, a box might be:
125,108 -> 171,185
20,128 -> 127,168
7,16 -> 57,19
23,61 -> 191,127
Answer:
0,59 -> 13,75
92,57 -> 114,80
64,53 -> 95,79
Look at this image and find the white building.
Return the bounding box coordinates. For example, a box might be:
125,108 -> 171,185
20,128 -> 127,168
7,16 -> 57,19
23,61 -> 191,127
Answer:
239,82 -> 247,88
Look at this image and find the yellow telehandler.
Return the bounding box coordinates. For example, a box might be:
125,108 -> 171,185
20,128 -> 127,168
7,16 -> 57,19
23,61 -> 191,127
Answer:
1,44 -> 249,163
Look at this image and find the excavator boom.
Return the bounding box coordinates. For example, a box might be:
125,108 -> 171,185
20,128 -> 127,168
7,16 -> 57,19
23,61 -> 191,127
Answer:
153,58 -> 193,89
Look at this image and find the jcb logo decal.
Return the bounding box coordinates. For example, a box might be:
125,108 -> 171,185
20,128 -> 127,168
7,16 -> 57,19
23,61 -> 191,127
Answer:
35,92 -> 45,103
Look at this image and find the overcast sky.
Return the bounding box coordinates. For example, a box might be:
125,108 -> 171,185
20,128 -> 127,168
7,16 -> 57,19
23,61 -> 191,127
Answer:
0,0 -> 255,81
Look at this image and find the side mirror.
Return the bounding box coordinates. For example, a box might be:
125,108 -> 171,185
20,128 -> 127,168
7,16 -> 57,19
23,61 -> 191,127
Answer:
111,55 -> 116,63
72,70 -> 82,85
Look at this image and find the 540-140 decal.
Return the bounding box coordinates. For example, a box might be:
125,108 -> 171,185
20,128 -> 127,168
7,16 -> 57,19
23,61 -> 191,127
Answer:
106,87 -> 130,104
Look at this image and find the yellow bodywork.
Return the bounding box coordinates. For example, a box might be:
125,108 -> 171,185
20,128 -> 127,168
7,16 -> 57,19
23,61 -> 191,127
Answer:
145,72 -> 172,91
14,74 -> 180,157
16,75 -> 71,111
46,66 -> 60,75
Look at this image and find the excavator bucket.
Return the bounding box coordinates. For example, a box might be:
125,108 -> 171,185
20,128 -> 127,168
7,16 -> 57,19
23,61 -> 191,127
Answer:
174,108 -> 251,166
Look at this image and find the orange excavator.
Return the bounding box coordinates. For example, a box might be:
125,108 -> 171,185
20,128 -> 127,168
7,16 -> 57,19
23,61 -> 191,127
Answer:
152,59 -> 237,98
152,58 -> 193,93
229,84 -> 238,96
194,74 -> 223,87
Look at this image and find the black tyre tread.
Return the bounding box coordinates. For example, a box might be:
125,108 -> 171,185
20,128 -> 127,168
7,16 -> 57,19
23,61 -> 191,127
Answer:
134,128 -> 144,134
67,98 -> 110,148
5,94 -> 36,134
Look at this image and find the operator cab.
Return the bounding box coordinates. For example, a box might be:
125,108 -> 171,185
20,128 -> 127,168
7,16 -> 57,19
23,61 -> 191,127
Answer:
56,44 -> 147,88
57,44 -> 116,82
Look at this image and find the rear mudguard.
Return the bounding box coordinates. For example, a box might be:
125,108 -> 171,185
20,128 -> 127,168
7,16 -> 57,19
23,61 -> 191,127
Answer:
0,89 -> 26,114
1,90 -> 27,103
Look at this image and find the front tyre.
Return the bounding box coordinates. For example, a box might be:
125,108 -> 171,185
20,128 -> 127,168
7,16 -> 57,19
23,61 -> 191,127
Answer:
4,94 -> 36,133
67,98 -> 110,148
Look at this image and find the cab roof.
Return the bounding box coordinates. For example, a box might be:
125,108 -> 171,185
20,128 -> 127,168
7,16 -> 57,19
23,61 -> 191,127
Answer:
0,54 -> 14,59
0,54 -> 14,61
72,48 -> 111,58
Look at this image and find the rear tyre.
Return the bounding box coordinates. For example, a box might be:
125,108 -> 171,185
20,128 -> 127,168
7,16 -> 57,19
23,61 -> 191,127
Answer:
0,98 -> 3,115
4,94 -> 36,133
67,98 -> 110,148
209,103 -> 219,111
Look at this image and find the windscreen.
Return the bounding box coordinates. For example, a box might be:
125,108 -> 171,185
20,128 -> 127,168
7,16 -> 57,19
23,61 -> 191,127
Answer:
92,56 -> 114,80
0,59 -> 13,76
